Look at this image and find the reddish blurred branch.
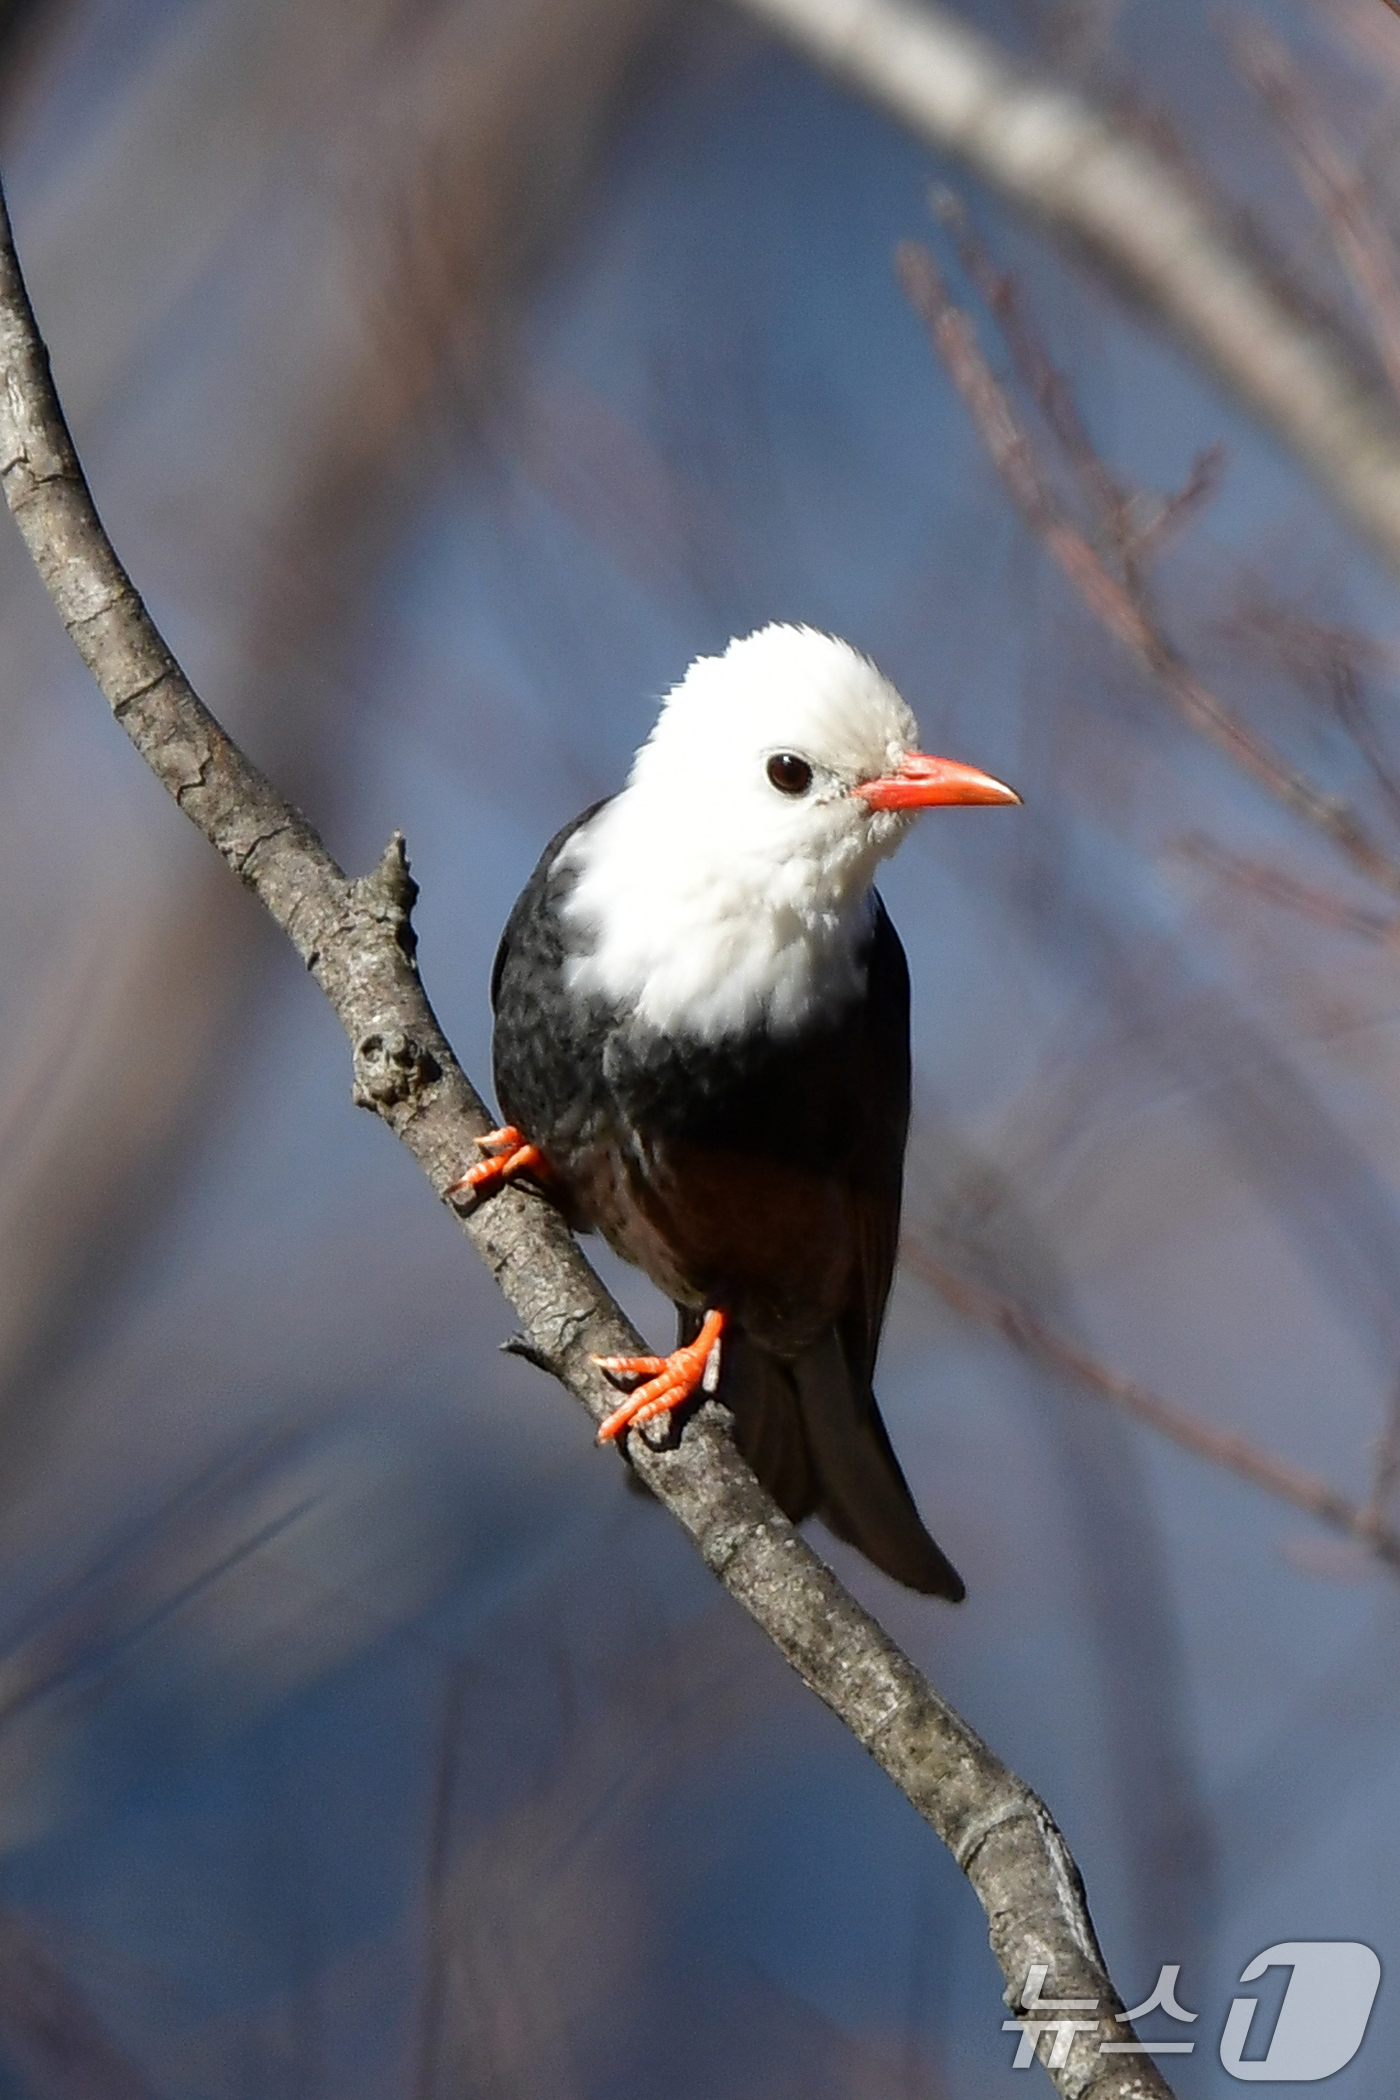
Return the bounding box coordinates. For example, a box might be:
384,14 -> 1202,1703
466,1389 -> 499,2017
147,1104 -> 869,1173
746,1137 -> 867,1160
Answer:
0,180 -> 1172,2098
1220,592 -> 1400,829
1175,835 -> 1399,945
732,0 -> 1400,575
897,235 -> 1400,900
906,1245 -> 1400,1576
1360,1374 -> 1400,1537
1236,19 -> 1400,409
932,186 -> 1224,590
900,208 -> 1400,1580
0,1908 -> 160,2100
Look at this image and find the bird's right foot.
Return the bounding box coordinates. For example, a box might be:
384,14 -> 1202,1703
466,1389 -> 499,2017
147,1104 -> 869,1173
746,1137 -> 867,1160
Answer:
445,1126 -> 546,1204
593,1309 -> 726,1444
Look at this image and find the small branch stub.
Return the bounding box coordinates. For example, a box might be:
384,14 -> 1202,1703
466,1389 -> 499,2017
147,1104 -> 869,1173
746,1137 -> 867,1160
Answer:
354,831 -> 420,961
352,1026 -> 442,1111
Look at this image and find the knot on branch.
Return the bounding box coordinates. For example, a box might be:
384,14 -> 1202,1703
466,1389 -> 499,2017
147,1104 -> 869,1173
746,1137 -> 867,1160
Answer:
352,1026 -> 441,1110
352,831 -> 420,962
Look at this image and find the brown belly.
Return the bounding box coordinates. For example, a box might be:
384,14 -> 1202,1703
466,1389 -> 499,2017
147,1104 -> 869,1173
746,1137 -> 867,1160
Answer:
563,1135 -> 855,1357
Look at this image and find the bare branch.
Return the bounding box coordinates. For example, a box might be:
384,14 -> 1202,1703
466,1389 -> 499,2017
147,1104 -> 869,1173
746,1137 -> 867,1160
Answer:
1359,1372 -> 1400,1538
0,180 -> 1172,2098
905,1244 -> 1400,1577
731,0 -> 1400,576
1236,19 -> 1400,409
1174,834 -> 1400,943
930,190 -> 1223,591
896,237 -> 1400,899
1128,445 -> 1226,567
1220,591 -> 1400,830
931,187 -> 1131,549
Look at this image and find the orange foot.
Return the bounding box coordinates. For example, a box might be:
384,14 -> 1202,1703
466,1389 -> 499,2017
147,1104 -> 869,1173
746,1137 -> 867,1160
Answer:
593,1309 -> 727,1444
445,1126 -> 546,1203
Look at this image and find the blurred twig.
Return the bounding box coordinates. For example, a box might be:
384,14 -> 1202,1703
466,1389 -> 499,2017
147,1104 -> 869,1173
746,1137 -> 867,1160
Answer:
1174,834 -> 1399,943
897,235 -> 1400,899
933,187 -> 1130,543
0,180 -> 1170,2100
931,187 -> 1225,591
1219,591 -> 1400,831
1360,1373 -> 1400,1535
0,1908 -> 160,2100
906,1244 -> 1400,1575
732,0 -> 1400,575
1237,19 -> 1400,408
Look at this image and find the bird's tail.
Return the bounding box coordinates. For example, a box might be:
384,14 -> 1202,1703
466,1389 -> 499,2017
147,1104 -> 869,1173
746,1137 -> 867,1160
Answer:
680,1313 -> 964,1600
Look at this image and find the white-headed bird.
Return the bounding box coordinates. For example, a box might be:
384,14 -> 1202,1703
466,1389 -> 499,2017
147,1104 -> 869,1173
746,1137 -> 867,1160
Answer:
458,626 -> 1019,1597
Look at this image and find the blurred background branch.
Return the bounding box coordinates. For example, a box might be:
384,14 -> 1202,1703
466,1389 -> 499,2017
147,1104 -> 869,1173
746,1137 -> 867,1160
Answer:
897,138 -> 1400,1590
1235,15 -> 1400,409
905,1241 -> 1400,1573
897,231 -> 1400,893
732,0 -> 1400,573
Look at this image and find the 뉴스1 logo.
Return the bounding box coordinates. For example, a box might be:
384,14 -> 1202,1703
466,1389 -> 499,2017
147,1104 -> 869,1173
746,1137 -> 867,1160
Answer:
1004,1942 -> 1382,2081
1003,1962 -> 1196,2071
1219,1943 -> 1382,2082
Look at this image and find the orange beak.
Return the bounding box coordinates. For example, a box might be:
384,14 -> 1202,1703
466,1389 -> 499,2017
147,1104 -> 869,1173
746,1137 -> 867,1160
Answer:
854,752 -> 1022,812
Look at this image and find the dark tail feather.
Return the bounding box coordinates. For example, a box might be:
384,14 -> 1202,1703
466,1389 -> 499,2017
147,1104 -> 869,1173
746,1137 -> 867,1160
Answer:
795,1331 -> 965,1600
684,1313 -> 964,1600
677,1313 -> 819,1520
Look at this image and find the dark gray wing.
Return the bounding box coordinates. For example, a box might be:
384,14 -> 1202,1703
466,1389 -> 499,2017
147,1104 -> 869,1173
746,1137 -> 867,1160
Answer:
812,898 -> 964,1597
839,892 -> 911,1389
490,799 -> 609,1015
488,802 -> 614,1226
683,898 -> 964,1600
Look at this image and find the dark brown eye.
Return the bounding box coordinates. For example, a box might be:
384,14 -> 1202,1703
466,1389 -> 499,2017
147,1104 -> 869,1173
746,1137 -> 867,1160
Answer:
766,752 -> 813,796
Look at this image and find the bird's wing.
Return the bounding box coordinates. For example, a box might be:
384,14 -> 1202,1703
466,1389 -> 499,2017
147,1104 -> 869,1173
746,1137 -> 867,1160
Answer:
676,899 -> 964,1599
838,891 -> 911,1391
811,898 -> 963,1596
490,799 -> 611,1013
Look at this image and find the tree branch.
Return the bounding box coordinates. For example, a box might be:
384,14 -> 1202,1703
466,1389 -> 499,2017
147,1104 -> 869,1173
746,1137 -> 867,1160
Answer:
1220,590 -> 1400,831
0,179 -> 1172,2097
896,236 -> 1400,900
906,1244 -> 1400,1577
931,185 -> 1223,592
1236,18 -> 1400,413
1175,834 -> 1400,946
731,0 -> 1400,577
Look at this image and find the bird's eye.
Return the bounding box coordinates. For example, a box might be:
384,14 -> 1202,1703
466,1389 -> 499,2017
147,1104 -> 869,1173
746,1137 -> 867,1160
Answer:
766,752 -> 813,796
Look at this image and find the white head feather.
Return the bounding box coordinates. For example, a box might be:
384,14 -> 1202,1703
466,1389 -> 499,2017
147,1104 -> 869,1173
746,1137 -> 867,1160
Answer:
558,625 -> 926,1041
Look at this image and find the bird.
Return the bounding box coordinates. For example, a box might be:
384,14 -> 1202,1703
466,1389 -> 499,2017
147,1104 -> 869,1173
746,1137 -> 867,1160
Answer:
455,625 -> 1019,1597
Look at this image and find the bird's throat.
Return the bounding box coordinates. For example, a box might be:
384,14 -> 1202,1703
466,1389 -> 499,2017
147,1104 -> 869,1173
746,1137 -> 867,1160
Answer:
557,810 -> 878,1043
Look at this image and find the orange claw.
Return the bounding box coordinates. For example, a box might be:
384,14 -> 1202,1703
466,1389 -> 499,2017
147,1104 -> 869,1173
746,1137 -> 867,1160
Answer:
445,1126 -> 546,1202
594,1309 -> 727,1444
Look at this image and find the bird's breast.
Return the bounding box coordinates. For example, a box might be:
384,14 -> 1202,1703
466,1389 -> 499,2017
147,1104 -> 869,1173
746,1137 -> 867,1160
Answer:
490,810 -> 902,1349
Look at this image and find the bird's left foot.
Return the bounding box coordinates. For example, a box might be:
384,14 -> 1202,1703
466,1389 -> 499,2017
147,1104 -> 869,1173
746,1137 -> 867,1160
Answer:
594,1309 -> 726,1444
445,1126 -> 546,1203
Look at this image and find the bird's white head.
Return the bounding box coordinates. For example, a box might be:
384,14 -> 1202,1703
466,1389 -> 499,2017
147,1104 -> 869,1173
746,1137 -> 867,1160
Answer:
560,625 -> 1018,1040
